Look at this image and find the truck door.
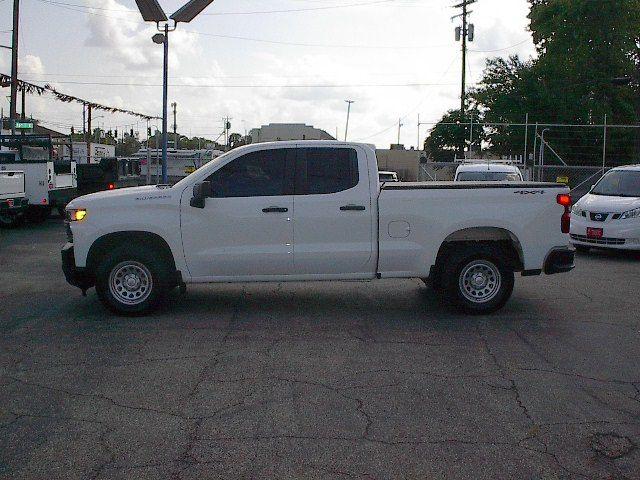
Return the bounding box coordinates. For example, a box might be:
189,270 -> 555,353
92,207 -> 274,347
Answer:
292,146 -> 374,276
181,147 -> 295,279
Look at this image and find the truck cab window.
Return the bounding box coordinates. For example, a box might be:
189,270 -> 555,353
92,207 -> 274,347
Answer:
207,149 -> 288,198
298,148 -> 359,195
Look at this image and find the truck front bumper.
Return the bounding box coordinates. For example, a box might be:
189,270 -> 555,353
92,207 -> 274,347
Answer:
544,246 -> 576,275
61,243 -> 95,292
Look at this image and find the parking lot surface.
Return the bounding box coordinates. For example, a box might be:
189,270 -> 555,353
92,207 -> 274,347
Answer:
1,220 -> 639,479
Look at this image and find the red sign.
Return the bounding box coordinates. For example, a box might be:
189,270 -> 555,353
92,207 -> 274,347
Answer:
587,227 -> 603,239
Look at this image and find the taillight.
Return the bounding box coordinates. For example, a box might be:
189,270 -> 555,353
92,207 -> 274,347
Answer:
557,193 -> 571,233
108,183 -> 115,190
557,194 -> 571,207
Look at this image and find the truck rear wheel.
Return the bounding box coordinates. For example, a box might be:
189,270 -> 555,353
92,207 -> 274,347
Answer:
439,245 -> 514,315
95,245 -> 171,315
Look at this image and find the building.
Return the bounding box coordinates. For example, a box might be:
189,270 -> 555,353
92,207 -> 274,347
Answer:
376,145 -> 427,181
249,123 -> 334,143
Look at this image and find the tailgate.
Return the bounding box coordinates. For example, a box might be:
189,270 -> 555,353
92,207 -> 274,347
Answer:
0,171 -> 25,198
54,173 -> 74,189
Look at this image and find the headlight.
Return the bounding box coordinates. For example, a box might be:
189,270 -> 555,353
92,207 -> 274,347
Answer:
620,207 -> 640,220
66,208 -> 88,221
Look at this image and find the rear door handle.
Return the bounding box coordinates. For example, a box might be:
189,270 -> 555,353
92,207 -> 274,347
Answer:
340,205 -> 366,211
262,207 -> 288,213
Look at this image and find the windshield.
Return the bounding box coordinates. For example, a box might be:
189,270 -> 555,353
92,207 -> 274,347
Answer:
591,170 -> 640,197
456,171 -> 521,182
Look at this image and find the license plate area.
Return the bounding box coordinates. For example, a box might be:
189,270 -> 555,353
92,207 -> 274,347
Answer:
587,227 -> 603,239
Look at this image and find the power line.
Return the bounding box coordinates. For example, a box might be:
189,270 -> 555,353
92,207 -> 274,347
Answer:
8,79 -> 465,88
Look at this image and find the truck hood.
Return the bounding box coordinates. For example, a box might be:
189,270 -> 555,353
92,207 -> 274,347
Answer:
67,185 -> 176,209
577,193 -> 640,213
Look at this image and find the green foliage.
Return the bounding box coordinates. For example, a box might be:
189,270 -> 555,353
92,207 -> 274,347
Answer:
424,108 -> 486,161
425,0 -> 640,163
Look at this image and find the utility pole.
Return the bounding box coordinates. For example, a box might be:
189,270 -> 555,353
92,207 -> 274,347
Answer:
344,100 -> 354,141
397,118 -> 403,145
171,101 -> 178,149
453,0 -> 476,155
9,0 -> 20,133
86,104 -> 92,163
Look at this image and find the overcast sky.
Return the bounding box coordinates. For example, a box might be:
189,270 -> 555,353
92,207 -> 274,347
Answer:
0,0 -> 536,148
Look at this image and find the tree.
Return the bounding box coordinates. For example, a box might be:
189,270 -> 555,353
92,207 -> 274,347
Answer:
423,108 -> 486,161
116,135 -> 141,156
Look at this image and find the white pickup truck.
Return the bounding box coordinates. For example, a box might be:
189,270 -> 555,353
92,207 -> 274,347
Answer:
62,141 -> 575,315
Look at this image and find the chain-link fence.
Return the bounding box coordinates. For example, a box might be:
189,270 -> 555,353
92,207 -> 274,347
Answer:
422,120 -> 640,198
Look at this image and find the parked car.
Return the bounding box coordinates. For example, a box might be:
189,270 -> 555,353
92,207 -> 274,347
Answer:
454,163 -> 524,182
0,170 -> 29,227
570,165 -> 640,251
62,141 -> 574,316
379,171 -> 399,182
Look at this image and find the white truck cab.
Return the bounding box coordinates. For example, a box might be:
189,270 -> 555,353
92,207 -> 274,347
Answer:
455,162 -> 524,182
62,141 -> 574,316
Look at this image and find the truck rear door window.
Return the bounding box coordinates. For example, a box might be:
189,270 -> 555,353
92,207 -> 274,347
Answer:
298,148 -> 359,195
207,149 -> 290,198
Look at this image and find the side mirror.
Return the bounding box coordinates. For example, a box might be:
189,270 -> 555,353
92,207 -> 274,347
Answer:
190,181 -> 212,209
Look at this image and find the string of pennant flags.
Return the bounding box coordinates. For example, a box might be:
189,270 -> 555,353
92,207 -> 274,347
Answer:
0,73 -> 161,121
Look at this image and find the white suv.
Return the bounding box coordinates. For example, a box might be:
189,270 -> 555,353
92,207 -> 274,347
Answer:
570,165 -> 640,251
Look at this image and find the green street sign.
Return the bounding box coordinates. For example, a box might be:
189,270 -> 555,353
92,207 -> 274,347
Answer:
14,122 -> 34,130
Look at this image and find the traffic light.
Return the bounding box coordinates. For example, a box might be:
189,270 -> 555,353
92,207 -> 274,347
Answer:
130,128 -> 134,137
467,24 -> 475,42
148,127 -> 152,136
114,129 -> 118,138
70,126 -> 74,135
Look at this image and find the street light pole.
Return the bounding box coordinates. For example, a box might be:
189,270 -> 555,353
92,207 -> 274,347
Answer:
161,23 -> 169,184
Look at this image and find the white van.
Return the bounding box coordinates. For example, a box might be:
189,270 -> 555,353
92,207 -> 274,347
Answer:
454,163 -> 524,182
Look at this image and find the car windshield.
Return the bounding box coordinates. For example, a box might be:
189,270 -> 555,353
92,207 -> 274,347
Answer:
591,170 -> 640,197
457,171 -> 521,182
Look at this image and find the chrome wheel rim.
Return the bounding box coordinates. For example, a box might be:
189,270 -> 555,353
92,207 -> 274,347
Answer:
109,261 -> 153,306
459,260 -> 501,304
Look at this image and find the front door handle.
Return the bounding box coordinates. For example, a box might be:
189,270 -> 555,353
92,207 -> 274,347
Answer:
262,207 -> 289,213
340,205 -> 366,211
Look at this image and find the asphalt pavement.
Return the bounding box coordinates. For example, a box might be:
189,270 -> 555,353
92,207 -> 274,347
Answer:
1,219 -> 639,479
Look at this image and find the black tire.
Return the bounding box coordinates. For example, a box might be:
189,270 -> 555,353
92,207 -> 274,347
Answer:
95,244 -> 171,315
25,206 -> 52,224
438,244 -> 515,315
0,212 -> 24,228
574,245 -> 590,254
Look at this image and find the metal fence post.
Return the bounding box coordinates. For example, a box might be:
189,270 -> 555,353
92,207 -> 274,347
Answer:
523,113 -> 529,167
532,123 -> 538,180
602,114 -> 607,175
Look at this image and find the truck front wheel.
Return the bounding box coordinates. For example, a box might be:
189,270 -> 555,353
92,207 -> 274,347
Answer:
439,245 -> 515,315
95,245 -> 170,315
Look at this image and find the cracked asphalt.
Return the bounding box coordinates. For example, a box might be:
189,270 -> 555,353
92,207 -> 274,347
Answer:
1,220 -> 639,479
